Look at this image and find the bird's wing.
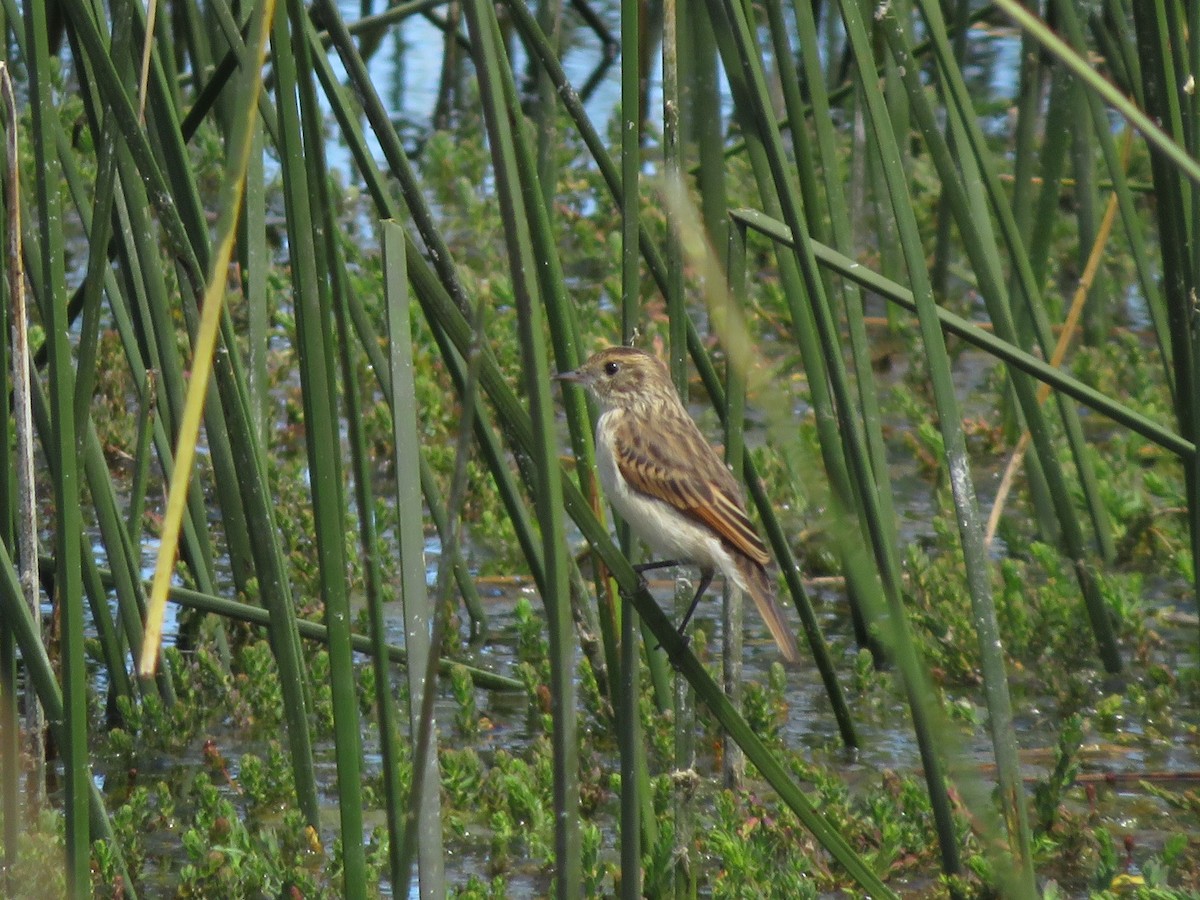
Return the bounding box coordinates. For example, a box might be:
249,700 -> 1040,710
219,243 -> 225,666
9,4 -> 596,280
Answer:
612,410 -> 770,565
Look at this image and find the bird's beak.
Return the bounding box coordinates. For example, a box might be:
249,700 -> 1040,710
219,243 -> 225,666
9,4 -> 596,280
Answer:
554,369 -> 587,384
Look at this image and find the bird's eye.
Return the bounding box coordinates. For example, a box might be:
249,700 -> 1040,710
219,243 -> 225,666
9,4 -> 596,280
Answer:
604,361 -> 619,376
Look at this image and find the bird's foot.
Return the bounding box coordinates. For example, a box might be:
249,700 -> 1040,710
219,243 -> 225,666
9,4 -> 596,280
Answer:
617,576 -> 648,601
627,560 -> 681,600
651,627 -> 691,670
622,560 -> 674,598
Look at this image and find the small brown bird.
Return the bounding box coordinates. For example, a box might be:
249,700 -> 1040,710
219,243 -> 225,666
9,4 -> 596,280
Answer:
557,346 -> 800,663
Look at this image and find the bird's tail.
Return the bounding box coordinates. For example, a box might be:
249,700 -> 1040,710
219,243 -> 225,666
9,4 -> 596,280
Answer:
734,555 -> 800,664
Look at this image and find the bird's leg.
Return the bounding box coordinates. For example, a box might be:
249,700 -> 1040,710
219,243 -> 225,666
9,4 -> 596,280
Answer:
677,568 -> 715,637
633,559 -> 682,574
627,561 -> 711,658
629,559 -> 681,593
616,560 -> 679,603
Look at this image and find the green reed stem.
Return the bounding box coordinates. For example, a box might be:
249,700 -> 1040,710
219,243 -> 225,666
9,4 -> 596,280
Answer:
1025,69 -> 1073,309
37,0 -> 233,599
0,539 -> 135,895
687,6 -> 727,259
384,221 -> 448,898
3,50 -> 44,819
1126,0 -> 1200,648
367,190 -> 883,891
662,4 -> 697,894
1033,0 -> 1177,389
737,208 -> 1196,460
243,120 -> 269,448
313,0 -> 575,665
25,0 -> 88,889
619,0 -> 644,892
909,0 -> 1119,600
569,500 -> 897,897
12,183 -> 167,696
789,0 -> 893,660
72,0 -> 325,824
502,0 -> 855,745
75,560 -> 521,690
1003,1 -> 1200,187
721,223 -> 748,790
830,0 -> 992,883
300,5 -> 487,636
1068,81 -> 1114,344
463,5 -> 581,894
273,2 -> 366,890
0,631 -> 13,893
0,57 -> 16,885
343,248 -> 406,879
711,0 -> 890,755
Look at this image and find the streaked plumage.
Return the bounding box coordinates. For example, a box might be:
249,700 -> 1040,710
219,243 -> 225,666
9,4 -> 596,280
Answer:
557,346 -> 800,663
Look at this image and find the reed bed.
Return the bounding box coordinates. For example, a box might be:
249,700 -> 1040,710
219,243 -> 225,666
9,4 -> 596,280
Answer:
0,0 -> 1197,896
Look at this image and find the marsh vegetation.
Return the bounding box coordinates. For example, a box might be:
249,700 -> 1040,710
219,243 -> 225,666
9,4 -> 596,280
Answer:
0,0 -> 1198,897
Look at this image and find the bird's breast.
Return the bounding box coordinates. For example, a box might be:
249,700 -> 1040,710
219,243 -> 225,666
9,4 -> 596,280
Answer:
593,411 -> 734,573
593,411 -> 627,503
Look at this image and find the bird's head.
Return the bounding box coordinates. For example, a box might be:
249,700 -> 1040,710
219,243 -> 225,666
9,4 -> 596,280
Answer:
555,346 -> 673,411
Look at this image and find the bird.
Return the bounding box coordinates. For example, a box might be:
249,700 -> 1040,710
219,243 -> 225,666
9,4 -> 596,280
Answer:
556,346 -> 800,663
